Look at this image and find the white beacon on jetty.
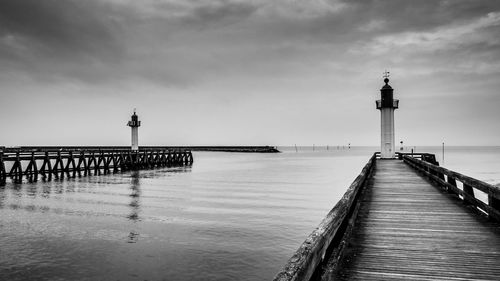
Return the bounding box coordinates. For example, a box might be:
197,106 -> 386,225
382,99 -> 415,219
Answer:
127,110 -> 141,151
376,72 -> 399,159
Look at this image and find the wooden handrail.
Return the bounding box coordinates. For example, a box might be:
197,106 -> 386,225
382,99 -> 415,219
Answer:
0,150 -> 191,161
273,153 -> 377,281
403,155 -> 500,221
397,152 -> 439,165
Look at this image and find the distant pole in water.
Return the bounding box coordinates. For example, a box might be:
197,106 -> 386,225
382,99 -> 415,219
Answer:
327,145 -> 329,150
295,144 -> 298,153
313,144 -> 315,151
127,109 -> 141,151
376,71 -> 399,158
442,142 -> 445,165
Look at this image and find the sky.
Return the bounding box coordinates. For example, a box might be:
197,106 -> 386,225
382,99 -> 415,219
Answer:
1,0 -> 499,147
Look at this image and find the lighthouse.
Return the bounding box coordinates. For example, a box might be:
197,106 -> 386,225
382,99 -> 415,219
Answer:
376,73 -> 399,159
127,110 -> 141,151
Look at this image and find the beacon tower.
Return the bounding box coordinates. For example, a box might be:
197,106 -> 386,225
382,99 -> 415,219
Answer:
376,76 -> 399,159
127,110 -> 141,151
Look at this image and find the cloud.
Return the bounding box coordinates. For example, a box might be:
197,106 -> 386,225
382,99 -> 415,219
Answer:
363,12 -> 500,54
0,0 -> 125,83
349,8 -> 500,76
0,0 -> 123,58
1,0 -> 500,87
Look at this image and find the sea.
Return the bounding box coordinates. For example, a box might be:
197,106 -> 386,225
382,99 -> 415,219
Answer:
1,146 -> 499,280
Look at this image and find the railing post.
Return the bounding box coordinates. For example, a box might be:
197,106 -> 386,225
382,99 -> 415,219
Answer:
446,176 -> 459,197
488,194 -> 500,221
462,183 -> 475,206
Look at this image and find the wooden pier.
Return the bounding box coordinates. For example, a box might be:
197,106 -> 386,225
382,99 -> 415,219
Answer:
274,153 -> 500,281
0,146 -> 193,184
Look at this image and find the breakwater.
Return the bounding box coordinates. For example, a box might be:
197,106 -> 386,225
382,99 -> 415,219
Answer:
171,146 -> 280,153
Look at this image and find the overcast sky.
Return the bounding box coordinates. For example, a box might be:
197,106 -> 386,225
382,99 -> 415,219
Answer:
1,0 -> 499,147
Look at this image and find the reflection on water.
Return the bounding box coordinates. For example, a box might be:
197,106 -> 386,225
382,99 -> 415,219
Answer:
0,165 -> 199,280
1,148 -> 498,280
128,171 -> 141,222
128,171 -> 141,243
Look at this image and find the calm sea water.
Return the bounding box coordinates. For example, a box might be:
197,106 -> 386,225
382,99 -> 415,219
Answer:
0,146 -> 499,280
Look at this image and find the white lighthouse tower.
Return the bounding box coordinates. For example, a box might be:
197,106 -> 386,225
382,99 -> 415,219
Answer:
376,72 -> 399,159
127,110 -> 141,151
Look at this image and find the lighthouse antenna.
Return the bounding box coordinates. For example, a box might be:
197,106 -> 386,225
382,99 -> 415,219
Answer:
383,70 -> 390,79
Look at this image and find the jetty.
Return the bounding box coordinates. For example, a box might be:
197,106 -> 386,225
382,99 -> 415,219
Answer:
0,146 -> 193,184
167,146 -> 280,153
275,76 -> 500,280
274,153 -> 500,281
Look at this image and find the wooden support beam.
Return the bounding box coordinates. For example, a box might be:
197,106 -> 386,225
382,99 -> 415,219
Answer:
53,152 -> 64,179
0,152 -> 6,185
65,151 -> 77,178
166,152 -> 172,167
76,152 -> 86,177
26,151 -> 38,182
89,153 -> 98,175
110,153 -> 118,173
9,152 -> 23,183
39,152 -> 52,180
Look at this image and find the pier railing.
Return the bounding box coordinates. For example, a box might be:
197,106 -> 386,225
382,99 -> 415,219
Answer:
273,153 -> 377,281
397,152 -> 439,165
0,147 -> 193,184
403,155 -> 500,221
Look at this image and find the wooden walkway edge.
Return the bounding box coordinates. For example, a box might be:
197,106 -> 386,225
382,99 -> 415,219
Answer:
331,160 -> 500,280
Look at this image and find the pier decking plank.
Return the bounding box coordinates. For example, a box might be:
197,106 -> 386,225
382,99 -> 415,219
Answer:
332,160 -> 500,281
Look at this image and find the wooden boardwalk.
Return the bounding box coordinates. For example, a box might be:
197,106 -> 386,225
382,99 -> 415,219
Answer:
332,160 -> 500,281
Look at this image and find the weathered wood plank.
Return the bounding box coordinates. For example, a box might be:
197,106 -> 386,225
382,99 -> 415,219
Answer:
331,160 -> 500,281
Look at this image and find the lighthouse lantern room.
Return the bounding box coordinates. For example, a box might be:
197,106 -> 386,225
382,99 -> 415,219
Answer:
376,72 -> 399,159
127,110 -> 141,151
